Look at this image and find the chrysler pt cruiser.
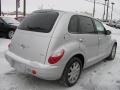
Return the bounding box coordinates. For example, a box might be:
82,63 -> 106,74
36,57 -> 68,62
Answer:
5,10 -> 117,87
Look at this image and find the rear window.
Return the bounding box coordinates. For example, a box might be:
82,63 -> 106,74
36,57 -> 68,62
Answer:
18,11 -> 59,33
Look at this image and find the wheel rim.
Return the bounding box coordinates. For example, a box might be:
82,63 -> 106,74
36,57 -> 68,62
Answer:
8,31 -> 14,39
111,46 -> 116,58
68,61 -> 80,84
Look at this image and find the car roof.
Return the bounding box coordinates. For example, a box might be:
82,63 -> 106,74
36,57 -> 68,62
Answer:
0,16 -> 14,19
33,9 -> 94,19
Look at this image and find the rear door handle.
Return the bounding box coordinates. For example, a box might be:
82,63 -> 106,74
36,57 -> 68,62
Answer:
99,38 -> 102,40
79,39 -> 84,42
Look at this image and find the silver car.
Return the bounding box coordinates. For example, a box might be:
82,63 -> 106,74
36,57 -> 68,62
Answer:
5,10 -> 117,87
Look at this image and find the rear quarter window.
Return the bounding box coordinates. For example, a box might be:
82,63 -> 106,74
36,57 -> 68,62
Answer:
18,11 -> 59,33
68,15 -> 79,33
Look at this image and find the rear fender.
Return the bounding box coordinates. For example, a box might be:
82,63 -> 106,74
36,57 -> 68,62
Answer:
45,40 -> 86,67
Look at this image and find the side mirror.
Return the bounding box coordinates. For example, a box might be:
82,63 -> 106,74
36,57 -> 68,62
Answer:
105,30 -> 111,35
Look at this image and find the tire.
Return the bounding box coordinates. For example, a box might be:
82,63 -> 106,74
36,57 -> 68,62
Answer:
7,30 -> 14,39
107,44 -> 117,60
60,57 -> 82,87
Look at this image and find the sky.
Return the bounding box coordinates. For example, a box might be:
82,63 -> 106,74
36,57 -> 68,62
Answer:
2,0 -> 120,20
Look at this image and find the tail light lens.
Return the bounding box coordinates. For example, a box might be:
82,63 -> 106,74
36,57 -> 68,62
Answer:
48,49 -> 64,64
32,69 -> 37,75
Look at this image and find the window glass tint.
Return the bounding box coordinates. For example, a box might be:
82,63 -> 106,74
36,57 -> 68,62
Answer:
0,18 -> 3,23
68,15 -> 78,33
18,12 -> 59,33
0,19 -> 4,26
94,20 -> 105,33
78,16 -> 95,34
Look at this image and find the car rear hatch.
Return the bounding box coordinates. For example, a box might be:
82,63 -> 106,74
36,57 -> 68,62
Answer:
9,11 -> 59,64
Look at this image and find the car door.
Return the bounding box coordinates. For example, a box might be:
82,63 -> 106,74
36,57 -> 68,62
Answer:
0,18 -> 5,32
93,19 -> 111,58
77,15 -> 99,65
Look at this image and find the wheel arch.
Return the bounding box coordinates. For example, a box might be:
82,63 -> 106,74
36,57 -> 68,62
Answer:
65,53 -> 85,69
72,54 -> 85,68
114,42 -> 117,46
110,40 -> 117,51
111,39 -> 117,46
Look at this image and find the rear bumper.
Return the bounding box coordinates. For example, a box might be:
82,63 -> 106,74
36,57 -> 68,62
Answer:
5,50 -> 63,80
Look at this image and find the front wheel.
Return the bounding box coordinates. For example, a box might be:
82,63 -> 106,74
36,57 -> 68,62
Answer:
60,57 -> 82,87
107,44 -> 117,60
7,30 -> 15,39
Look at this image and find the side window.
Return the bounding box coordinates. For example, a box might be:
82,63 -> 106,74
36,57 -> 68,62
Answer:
94,20 -> 105,34
68,15 -> 78,33
0,19 -> 3,23
78,16 -> 95,34
0,19 -> 4,26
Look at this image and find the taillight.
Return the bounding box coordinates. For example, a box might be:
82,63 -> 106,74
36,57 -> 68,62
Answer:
48,49 -> 65,64
32,69 -> 37,75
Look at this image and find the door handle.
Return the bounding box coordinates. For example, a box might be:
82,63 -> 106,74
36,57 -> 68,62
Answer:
79,39 -> 84,42
99,38 -> 102,40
